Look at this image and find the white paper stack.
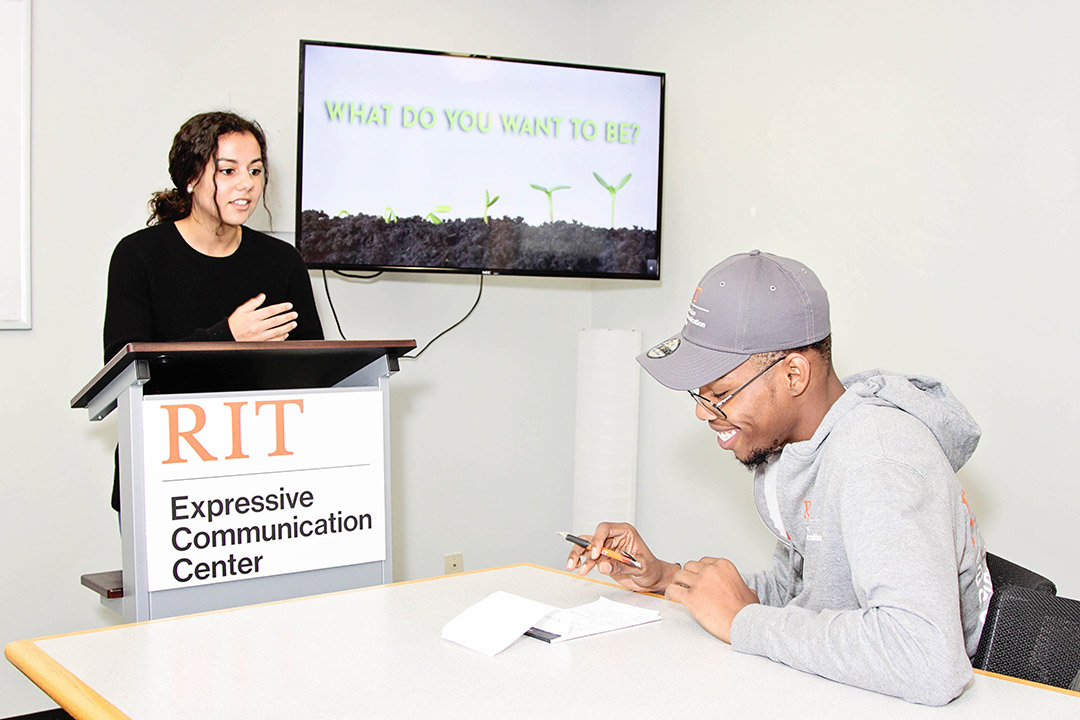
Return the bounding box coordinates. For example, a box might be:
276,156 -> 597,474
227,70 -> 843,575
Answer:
441,591 -> 557,656
441,592 -> 661,656
532,596 -> 661,643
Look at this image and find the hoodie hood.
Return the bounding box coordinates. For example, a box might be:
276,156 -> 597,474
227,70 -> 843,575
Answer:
836,370 -> 981,472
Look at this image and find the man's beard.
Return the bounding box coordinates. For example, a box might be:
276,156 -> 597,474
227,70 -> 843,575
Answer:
739,440 -> 782,472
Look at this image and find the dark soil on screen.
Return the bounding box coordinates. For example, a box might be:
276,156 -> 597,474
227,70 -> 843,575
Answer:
299,210 -> 659,276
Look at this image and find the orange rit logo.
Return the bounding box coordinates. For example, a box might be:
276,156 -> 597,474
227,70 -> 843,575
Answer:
961,489 -> 978,549
692,286 -> 704,303
803,500 -> 812,519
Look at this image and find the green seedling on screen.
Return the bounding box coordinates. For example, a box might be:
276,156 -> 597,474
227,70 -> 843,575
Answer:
424,205 -> 451,224
383,207 -> 397,223
337,210 -> 351,217
483,190 -> 500,224
593,172 -> 632,228
530,184 -> 570,223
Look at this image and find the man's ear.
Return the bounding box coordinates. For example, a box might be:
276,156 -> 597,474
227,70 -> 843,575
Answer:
784,353 -> 812,398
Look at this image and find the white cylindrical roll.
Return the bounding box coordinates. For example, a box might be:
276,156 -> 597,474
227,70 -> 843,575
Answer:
572,328 -> 641,535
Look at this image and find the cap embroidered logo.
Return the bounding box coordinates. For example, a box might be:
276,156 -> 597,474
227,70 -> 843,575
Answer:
646,337 -> 680,359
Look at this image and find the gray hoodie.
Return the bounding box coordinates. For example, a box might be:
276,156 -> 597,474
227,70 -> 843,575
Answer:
729,371 -> 992,706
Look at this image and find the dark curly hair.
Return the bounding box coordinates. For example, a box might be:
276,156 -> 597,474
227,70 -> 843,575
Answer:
756,335 -> 833,368
147,111 -> 271,226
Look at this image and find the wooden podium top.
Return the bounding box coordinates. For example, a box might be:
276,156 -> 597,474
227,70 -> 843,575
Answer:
71,340 -> 416,408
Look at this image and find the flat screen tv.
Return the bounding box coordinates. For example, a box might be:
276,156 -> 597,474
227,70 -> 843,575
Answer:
296,40 -> 664,280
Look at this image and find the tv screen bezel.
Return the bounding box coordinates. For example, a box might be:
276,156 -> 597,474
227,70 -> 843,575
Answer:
295,39 -> 665,281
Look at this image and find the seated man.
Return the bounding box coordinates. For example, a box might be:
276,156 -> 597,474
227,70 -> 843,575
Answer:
568,250 -> 992,705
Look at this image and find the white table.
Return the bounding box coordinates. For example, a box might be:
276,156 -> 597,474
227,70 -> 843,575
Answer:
6,564 -> 1078,719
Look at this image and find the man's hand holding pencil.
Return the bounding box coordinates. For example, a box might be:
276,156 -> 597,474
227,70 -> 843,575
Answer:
563,522 -> 682,594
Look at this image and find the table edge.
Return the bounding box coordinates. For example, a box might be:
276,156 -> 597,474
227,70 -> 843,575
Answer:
972,669 -> 1080,697
5,639 -> 129,720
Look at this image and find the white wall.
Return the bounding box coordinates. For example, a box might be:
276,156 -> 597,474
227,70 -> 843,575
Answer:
3,0 -> 1078,714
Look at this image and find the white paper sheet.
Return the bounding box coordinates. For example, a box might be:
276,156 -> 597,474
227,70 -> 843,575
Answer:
441,592 -> 661,656
534,597 -> 661,642
441,591 -> 556,656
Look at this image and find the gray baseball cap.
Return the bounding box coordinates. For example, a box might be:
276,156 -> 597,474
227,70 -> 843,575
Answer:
637,250 -> 830,390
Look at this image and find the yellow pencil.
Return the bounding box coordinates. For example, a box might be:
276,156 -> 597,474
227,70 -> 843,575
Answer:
557,531 -> 643,569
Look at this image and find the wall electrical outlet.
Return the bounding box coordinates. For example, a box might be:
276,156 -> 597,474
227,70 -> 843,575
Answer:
444,552 -> 464,574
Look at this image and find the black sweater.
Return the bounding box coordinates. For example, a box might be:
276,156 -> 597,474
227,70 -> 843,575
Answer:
102,222 -> 324,509
104,222 -> 324,362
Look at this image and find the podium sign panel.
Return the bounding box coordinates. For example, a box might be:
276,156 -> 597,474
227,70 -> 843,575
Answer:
71,341 -> 416,622
141,387 -> 386,592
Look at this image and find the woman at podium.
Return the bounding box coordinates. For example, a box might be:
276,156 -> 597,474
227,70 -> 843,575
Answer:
102,111 -> 324,513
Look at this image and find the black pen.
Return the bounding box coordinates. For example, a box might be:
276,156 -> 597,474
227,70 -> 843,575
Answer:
558,531 -> 643,569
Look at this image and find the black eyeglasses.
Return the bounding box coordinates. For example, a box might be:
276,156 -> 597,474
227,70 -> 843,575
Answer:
688,355 -> 787,420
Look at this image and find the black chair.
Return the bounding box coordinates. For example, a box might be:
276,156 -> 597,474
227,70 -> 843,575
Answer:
985,552 -> 1056,595
973,552 -> 1079,689
973,585 -> 1080,689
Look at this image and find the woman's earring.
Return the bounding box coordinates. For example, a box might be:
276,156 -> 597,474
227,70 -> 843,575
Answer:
186,185 -> 193,194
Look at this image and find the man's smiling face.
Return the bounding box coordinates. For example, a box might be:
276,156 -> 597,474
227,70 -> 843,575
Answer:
693,356 -> 791,471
